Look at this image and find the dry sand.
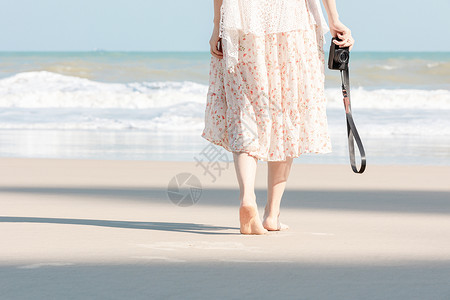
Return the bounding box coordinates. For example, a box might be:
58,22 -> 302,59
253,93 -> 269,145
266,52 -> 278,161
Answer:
0,157 -> 449,299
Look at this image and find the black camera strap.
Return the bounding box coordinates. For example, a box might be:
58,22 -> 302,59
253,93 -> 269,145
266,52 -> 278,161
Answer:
340,68 -> 366,173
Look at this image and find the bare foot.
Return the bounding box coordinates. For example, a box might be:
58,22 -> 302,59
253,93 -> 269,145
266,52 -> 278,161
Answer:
239,205 -> 268,235
262,211 -> 289,231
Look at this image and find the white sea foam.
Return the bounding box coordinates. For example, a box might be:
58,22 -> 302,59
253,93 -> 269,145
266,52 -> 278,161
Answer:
426,62 -> 440,68
378,65 -> 398,70
325,87 -> 450,110
0,71 -> 207,109
1,71 -> 449,110
0,71 -> 449,136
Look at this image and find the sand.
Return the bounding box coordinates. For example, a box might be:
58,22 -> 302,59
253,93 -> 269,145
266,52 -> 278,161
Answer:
0,157 -> 449,299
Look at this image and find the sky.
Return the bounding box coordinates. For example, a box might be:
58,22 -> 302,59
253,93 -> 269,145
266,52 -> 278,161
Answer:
0,0 -> 449,52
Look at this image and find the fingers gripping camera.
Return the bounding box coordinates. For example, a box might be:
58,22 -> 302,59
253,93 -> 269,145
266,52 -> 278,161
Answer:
328,37 -> 350,70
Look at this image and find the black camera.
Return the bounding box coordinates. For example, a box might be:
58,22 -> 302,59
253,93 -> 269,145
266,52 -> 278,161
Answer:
328,37 -> 350,70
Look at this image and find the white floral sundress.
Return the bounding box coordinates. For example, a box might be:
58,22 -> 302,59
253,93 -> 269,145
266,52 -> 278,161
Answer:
201,0 -> 332,161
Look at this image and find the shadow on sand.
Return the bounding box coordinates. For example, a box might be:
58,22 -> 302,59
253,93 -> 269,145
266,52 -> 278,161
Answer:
0,186 -> 449,215
0,216 -> 239,235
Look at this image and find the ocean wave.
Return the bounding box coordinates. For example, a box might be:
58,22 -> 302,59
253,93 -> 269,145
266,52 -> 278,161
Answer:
0,71 -> 207,109
361,58 -> 450,72
1,71 -> 449,110
345,58 -> 450,89
0,111 -> 205,131
325,87 -> 450,109
0,71 -> 449,137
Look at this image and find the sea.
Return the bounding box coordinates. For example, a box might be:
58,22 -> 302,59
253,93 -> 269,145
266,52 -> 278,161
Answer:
0,51 -> 449,166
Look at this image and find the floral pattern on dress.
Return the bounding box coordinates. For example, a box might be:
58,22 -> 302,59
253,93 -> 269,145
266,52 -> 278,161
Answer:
201,19 -> 332,161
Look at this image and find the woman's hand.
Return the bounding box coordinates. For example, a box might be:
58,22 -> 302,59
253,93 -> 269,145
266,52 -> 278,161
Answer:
209,25 -> 223,59
329,20 -> 355,51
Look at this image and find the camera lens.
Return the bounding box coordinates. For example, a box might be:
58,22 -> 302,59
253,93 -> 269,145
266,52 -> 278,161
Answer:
336,49 -> 349,63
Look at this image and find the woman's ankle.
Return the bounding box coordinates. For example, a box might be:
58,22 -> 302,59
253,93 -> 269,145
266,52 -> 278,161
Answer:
263,207 -> 280,219
239,194 -> 257,207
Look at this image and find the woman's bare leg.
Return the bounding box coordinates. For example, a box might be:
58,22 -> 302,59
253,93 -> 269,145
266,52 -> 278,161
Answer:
263,157 -> 294,230
233,151 -> 268,235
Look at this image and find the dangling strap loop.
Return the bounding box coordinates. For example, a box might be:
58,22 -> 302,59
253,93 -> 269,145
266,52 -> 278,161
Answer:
340,68 -> 366,174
